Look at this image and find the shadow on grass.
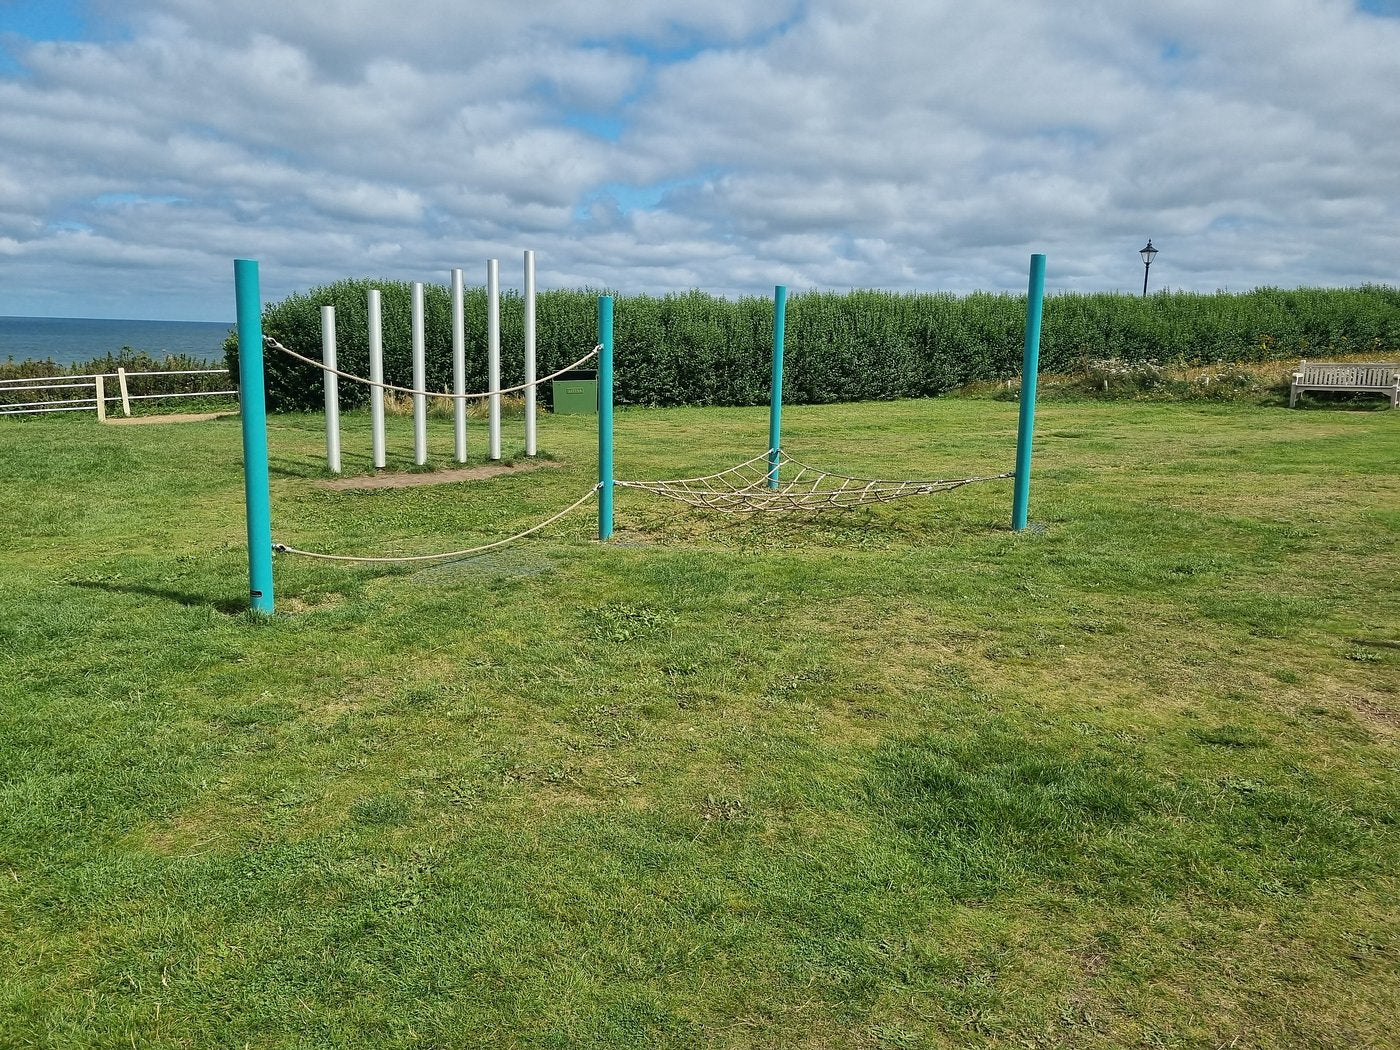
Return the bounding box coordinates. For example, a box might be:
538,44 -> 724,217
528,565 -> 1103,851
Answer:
1288,395 -> 1397,412
268,455 -> 331,479
69,578 -> 246,615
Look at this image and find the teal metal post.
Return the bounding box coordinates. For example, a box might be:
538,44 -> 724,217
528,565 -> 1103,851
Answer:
1012,253 -> 1045,532
598,296 -> 614,540
234,259 -> 275,613
767,285 -> 787,489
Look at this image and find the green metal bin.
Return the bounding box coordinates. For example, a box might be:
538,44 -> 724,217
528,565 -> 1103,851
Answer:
552,369 -> 598,415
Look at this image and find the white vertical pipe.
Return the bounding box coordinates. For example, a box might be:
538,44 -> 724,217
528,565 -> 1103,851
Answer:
523,249 -> 537,456
368,288 -> 386,470
487,257 -> 501,461
321,305 -> 341,474
411,281 -> 427,466
451,267 -> 467,463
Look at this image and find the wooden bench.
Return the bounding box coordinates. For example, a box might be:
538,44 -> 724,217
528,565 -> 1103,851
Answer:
1290,360 -> 1399,408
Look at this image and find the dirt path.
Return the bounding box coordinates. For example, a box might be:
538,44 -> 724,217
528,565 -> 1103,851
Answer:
105,411 -> 236,425
314,458 -> 558,490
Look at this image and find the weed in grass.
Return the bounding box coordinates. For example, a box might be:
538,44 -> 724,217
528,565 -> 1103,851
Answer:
585,601 -> 679,643
379,389 -> 534,421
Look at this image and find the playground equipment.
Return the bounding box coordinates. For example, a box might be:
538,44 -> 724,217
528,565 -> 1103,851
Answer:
234,255 -> 1046,614
313,252 -> 541,472
613,256 -> 1045,518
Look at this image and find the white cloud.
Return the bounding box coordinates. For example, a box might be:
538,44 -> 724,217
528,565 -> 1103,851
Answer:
0,0 -> 1397,318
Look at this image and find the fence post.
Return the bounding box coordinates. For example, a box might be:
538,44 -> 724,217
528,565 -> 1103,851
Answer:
234,259 -> 275,615
1012,253 -> 1045,532
117,367 -> 131,417
598,295 -> 614,541
767,285 -> 787,489
94,375 -> 107,422
321,305 -> 341,473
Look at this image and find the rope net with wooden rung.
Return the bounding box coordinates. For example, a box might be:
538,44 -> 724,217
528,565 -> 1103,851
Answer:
615,450 -> 1012,514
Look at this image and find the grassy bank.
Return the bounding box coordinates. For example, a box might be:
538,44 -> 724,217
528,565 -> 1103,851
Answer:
2,398 -> 1398,1047
967,352 -> 1400,408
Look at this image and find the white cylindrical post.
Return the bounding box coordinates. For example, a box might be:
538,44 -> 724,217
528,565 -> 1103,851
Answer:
524,249 -> 537,457
117,367 -> 131,417
368,288 -> 386,469
487,258 -> 502,461
322,305 -> 341,473
451,267 -> 467,463
412,281 -> 427,466
94,375 -> 107,421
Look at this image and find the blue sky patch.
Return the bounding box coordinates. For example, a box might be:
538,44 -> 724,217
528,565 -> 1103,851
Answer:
91,193 -> 185,207
0,0 -> 101,75
562,112 -> 626,142
0,0 -> 88,41
575,175 -> 716,222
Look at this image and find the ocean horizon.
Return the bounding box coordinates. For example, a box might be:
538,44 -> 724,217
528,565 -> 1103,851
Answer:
0,315 -> 234,368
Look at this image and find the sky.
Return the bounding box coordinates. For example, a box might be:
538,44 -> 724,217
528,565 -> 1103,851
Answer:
0,0 -> 1398,321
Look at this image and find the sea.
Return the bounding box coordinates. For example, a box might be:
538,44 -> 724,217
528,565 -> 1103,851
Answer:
0,316 -> 235,368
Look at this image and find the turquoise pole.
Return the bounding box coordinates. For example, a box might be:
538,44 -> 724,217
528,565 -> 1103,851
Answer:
234,259 -> 275,613
598,296 -> 614,540
767,285 -> 787,489
1012,253 -> 1046,532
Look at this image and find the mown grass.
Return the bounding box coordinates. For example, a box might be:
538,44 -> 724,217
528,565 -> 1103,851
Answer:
1,397 -> 1397,1048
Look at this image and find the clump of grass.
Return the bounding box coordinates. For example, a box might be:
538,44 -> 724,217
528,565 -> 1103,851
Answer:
381,391 -> 535,420
1069,357 -> 1278,401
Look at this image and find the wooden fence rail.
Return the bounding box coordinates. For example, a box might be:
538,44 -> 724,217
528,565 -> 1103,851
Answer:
0,368 -> 235,419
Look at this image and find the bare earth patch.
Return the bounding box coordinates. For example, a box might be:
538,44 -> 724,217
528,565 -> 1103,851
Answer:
315,458 -> 558,490
105,411 -> 236,425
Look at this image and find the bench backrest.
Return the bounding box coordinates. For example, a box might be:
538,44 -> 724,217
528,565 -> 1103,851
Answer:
1296,361 -> 1399,386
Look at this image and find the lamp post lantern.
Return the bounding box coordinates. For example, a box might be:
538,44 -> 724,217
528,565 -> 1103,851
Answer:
1139,239 -> 1158,297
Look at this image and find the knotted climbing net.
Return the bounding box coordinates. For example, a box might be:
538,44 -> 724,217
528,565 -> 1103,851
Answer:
616,450 -> 1012,515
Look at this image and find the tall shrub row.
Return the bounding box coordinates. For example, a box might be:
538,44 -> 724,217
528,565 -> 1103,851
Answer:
226,281 -> 1400,411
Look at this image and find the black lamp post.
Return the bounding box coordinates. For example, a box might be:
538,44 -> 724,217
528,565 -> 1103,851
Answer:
1139,239 -> 1158,297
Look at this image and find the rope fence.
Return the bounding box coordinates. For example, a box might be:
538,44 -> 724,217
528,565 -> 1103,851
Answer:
272,485 -> 599,564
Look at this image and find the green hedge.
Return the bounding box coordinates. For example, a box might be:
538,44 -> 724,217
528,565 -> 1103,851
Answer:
225,281 -> 1400,411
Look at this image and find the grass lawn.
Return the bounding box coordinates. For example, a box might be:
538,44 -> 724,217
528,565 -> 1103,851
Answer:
1,396 -> 1397,1048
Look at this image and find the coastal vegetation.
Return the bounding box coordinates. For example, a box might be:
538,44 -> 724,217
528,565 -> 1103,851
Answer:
233,281 -> 1400,411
